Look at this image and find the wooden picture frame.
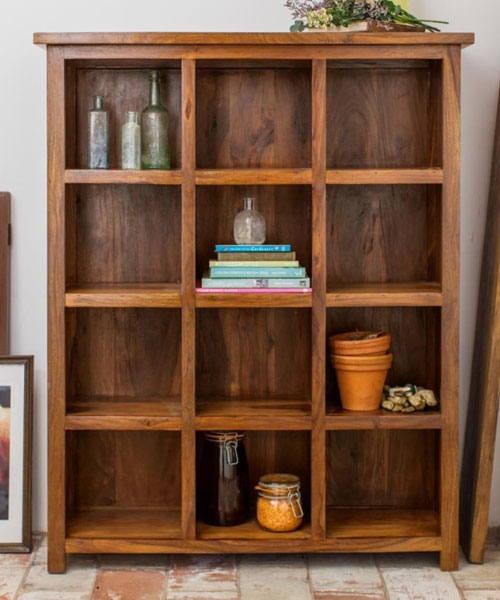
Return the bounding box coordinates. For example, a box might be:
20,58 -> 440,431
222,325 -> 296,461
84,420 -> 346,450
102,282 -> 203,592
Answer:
0,356 -> 33,553
0,193 -> 10,355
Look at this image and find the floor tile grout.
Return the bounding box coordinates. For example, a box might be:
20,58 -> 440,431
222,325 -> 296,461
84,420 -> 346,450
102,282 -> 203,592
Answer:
374,556 -> 390,600
304,553 -> 315,600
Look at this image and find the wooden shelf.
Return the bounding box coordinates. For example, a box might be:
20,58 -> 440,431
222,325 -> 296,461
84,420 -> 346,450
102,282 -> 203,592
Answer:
195,169 -> 312,185
65,283 -> 182,308
326,168 -> 443,185
65,169 -> 182,185
326,282 -> 442,307
67,508 -> 182,542
66,168 -> 441,187
326,508 -> 440,541
197,517 -> 310,540
195,291 -> 312,308
196,397 -> 312,430
326,407 -> 441,430
66,397 -> 182,430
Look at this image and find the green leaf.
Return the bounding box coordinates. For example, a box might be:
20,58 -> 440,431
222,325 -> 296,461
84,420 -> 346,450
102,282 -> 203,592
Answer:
290,20 -> 305,32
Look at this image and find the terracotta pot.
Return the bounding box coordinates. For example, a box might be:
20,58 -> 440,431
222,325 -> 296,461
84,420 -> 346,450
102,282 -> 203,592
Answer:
332,353 -> 393,411
328,331 -> 391,357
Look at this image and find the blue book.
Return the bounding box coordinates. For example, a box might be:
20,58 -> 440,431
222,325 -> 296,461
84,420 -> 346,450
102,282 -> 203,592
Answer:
202,277 -> 310,289
215,244 -> 291,253
210,267 -> 306,278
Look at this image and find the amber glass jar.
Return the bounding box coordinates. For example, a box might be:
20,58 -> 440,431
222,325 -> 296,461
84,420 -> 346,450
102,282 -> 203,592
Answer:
199,432 -> 250,526
255,473 -> 303,532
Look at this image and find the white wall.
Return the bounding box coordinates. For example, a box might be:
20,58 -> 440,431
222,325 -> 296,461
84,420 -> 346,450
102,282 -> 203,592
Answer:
0,0 -> 499,531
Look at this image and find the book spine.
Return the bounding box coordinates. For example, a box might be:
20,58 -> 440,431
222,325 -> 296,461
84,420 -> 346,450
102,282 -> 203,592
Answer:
209,260 -> 300,268
201,278 -> 310,289
215,245 -> 291,253
196,287 -> 312,293
217,252 -> 296,261
210,267 -> 306,278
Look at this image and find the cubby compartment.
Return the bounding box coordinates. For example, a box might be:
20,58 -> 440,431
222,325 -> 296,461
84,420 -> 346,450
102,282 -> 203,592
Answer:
65,184 -> 181,301
196,430 -> 311,539
327,185 -> 441,289
326,60 -> 442,169
66,308 -> 182,428
196,185 -> 312,282
196,308 -> 311,427
196,61 -> 311,168
71,63 -> 182,170
326,306 -> 441,418
67,430 -> 182,540
326,430 -> 440,539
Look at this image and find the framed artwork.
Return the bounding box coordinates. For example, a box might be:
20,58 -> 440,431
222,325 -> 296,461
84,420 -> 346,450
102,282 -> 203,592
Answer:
0,192 -> 10,354
0,356 -> 33,552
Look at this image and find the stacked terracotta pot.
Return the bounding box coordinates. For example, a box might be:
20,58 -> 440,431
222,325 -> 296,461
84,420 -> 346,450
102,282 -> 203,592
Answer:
329,331 -> 392,411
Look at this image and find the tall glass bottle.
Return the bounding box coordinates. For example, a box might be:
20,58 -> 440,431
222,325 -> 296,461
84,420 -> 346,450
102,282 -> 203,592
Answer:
87,95 -> 109,169
233,197 -> 266,245
141,71 -> 170,170
121,111 -> 141,170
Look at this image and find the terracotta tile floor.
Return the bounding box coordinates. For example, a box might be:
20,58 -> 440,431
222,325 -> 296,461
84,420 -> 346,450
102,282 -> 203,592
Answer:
2,535 -> 500,599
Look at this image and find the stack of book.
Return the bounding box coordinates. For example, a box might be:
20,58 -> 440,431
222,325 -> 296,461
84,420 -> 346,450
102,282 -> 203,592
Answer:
197,244 -> 311,293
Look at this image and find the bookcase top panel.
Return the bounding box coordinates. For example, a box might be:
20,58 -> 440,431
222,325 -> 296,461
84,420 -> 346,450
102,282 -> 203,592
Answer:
34,31 -> 474,47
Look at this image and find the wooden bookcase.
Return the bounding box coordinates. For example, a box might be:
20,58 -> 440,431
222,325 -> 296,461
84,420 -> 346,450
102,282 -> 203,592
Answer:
35,32 -> 473,573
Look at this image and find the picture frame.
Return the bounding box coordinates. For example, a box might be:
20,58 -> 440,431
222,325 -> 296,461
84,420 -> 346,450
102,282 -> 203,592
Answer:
0,192 -> 10,354
0,356 -> 33,552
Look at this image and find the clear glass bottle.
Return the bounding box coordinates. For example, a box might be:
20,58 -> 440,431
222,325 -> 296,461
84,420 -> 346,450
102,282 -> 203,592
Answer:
233,198 -> 266,245
141,70 -> 170,170
87,95 -> 109,169
121,111 -> 141,170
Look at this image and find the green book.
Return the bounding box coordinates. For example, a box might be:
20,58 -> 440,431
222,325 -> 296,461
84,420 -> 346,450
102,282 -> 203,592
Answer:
210,267 -> 306,278
209,260 -> 300,268
217,251 -> 296,262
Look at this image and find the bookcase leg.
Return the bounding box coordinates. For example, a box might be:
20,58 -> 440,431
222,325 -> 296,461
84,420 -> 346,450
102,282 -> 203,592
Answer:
440,549 -> 458,572
48,543 -> 67,574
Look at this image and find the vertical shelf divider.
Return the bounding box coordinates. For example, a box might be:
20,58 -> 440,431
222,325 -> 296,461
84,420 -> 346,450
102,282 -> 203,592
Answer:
440,46 -> 461,571
181,58 -> 197,540
311,58 -> 327,539
47,46 -> 67,574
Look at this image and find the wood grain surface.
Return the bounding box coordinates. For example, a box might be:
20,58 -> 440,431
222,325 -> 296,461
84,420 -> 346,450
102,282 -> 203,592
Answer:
196,66 -> 311,168
68,184 -> 181,285
326,185 -> 439,286
460,82 -> 500,564
33,32 -> 475,47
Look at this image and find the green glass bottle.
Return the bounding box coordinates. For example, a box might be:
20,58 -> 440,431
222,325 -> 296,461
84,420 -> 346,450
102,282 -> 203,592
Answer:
141,71 -> 170,169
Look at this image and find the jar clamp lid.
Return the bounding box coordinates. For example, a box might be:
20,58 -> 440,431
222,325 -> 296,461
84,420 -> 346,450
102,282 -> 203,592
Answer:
255,473 -> 303,519
203,432 -> 245,466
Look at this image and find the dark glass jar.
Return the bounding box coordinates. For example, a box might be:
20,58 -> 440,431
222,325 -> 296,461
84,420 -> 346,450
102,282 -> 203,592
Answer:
199,432 -> 250,526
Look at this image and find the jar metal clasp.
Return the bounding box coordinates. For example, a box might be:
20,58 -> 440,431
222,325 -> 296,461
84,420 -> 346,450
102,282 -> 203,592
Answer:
223,432 -> 239,465
288,489 -> 304,519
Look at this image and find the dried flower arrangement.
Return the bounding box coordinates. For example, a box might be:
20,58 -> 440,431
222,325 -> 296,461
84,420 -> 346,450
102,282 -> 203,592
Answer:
285,0 -> 447,32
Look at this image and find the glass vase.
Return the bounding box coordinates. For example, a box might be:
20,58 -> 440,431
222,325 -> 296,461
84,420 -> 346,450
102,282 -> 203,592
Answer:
87,95 -> 109,169
233,198 -> 266,245
141,70 -> 170,170
121,111 -> 141,170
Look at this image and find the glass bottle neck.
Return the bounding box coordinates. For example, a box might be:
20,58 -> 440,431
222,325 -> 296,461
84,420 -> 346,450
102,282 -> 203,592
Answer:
126,111 -> 138,124
93,95 -> 104,110
243,198 -> 255,211
149,78 -> 161,106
